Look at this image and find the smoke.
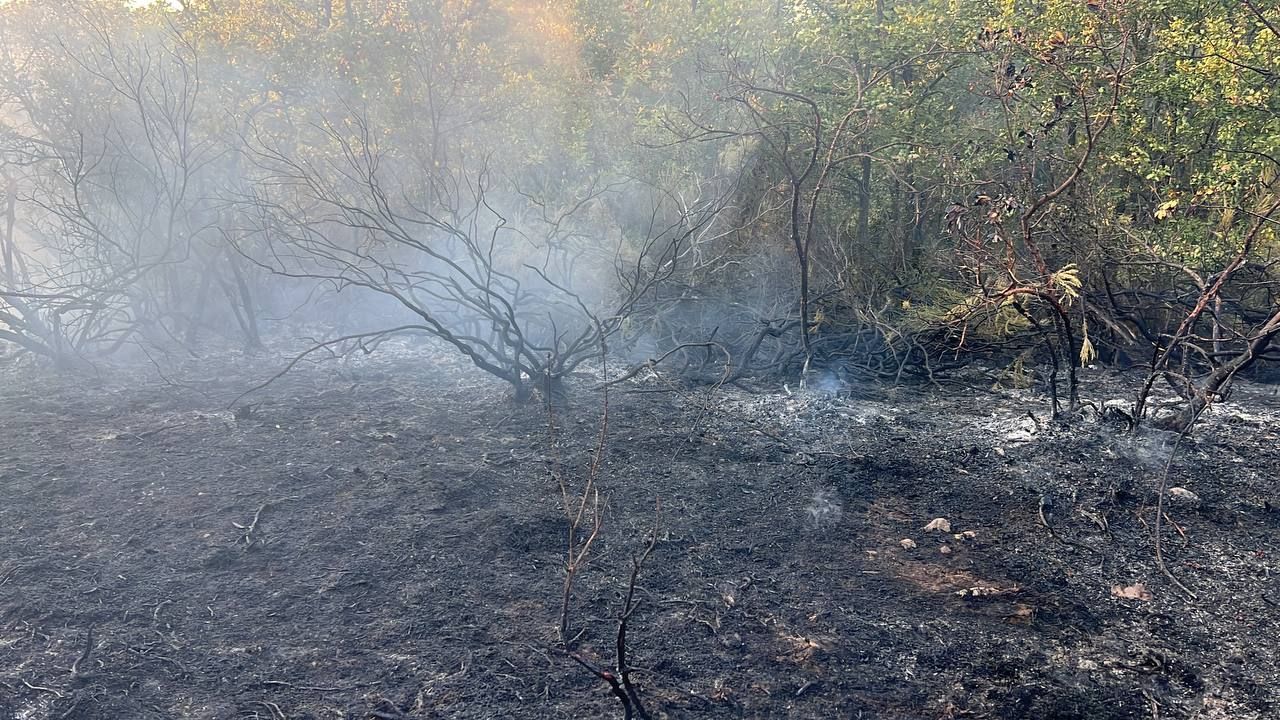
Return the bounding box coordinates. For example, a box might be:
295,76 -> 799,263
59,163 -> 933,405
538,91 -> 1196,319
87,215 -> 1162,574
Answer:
1112,429 -> 1174,470
809,369 -> 846,395
804,486 -> 843,530
0,0 -> 815,387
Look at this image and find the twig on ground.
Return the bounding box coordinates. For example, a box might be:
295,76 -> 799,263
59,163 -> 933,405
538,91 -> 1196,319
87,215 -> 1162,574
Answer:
0,562 -> 22,587
1038,495 -> 1103,559
250,700 -> 286,720
130,422 -> 188,440
261,679 -> 380,692
152,599 -> 172,622
126,645 -> 187,674
22,679 -> 64,698
69,625 -> 95,680
234,503 -> 271,546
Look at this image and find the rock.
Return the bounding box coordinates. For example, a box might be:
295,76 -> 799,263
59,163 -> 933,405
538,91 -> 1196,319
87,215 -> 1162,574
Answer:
1110,583 -> 1153,601
939,544 -> 952,555
900,538 -> 918,550
923,517 -> 951,533
1167,487 -> 1201,507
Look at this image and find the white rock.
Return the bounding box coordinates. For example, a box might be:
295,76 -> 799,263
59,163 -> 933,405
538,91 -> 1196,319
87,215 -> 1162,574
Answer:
923,517 -> 952,533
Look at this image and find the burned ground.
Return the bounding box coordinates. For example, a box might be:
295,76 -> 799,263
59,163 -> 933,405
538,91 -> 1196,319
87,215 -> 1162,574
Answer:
1,343 -> 1278,719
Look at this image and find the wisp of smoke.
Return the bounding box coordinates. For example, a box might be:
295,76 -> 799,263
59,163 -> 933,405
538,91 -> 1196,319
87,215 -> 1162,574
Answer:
1115,430 -> 1173,469
809,369 -> 845,396
804,486 -> 843,530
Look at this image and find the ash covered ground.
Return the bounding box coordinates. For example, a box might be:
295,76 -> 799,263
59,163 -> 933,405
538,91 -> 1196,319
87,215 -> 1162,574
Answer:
1,341 -> 1277,719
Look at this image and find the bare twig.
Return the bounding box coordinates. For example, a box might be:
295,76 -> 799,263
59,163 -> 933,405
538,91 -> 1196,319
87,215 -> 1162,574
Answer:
568,504 -> 661,720
556,328 -> 611,644
250,700 -> 286,720
261,679 -> 380,692
69,626 -> 95,680
230,326 -> 430,407
22,679 -> 64,698
0,563 -> 22,587
130,422 -> 188,441
594,342 -> 731,390
1153,423 -> 1200,601
234,503 -> 271,546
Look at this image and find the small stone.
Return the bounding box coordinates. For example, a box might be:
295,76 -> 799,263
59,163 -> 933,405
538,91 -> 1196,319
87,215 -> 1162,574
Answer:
939,544 -> 952,555
923,518 -> 952,533
1110,583 -> 1153,601
900,538 -> 918,550
1167,487 -> 1201,506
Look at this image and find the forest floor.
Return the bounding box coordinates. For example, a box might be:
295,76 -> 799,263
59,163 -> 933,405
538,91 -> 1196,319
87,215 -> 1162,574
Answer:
1,340 -> 1278,720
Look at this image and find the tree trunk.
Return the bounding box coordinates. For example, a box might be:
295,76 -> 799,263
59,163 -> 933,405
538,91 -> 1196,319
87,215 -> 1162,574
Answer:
855,152 -> 872,248
185,269 -> 213,346
225,247 -> 262,350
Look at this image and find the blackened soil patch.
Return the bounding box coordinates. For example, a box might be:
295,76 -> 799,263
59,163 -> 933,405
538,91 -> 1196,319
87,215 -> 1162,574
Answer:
1,347 -> 1277,719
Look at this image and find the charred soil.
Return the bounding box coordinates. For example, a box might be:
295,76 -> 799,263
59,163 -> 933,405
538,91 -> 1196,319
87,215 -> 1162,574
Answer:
1,343 -> 1278,719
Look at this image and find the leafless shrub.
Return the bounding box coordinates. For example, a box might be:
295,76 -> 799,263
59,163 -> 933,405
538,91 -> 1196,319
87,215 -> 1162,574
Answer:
231,109 -> 729,400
